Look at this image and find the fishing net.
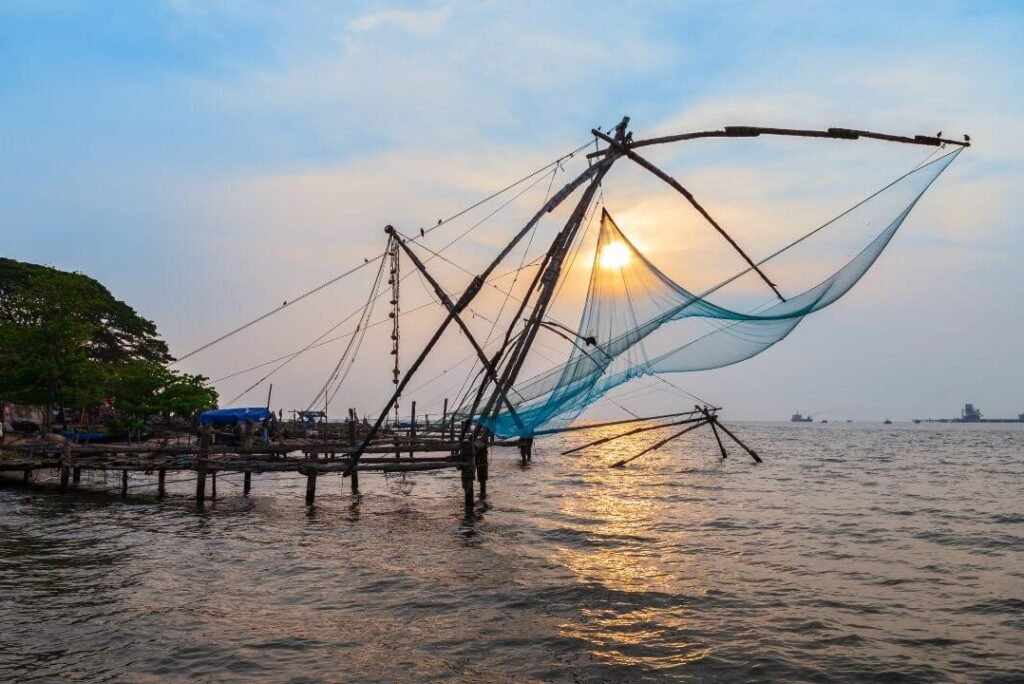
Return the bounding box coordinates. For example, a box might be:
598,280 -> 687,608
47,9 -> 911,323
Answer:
481,148 -> 961,437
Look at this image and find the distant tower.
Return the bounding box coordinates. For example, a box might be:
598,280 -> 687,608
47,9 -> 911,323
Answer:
962,403 -> 982,422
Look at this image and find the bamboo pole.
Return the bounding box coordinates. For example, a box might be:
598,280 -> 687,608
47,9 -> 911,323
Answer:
610,419 -> 708,468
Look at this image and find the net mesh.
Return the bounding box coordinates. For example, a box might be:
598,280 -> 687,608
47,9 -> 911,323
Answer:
480,149 -> 961,437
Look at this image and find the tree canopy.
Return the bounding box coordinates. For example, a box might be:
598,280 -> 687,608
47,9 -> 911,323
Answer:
0,258 -> 216,427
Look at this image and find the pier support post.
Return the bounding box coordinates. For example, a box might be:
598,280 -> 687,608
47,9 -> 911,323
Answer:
476,439 -> 489,499
409,401 -> 416,458
460,441 -> 475,511
121,469 -> 128,498
305,468 -> 317,505
243,471 -> 251,496
60,443 -> 71,493
518,437 -> 533,464
157,468 -> 166,498
211,471 -> 217,499
350,467 -> 359,493
196,426 -> 211,504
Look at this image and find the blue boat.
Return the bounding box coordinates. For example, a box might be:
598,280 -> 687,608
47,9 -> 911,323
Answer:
197,407 -> 273,427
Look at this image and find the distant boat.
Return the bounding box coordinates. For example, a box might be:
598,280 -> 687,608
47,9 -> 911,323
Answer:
791,413 -> 813,423
883,419 -> 893,424
820,419 -> 828,424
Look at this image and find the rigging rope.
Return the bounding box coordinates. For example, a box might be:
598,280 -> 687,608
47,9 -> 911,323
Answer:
174,139 -> 594,364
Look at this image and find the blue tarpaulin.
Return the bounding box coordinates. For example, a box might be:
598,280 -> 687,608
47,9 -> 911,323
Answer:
198,407 -> 272,427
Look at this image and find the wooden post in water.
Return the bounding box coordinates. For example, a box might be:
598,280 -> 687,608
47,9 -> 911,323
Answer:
22,469 -> 31,486
120,469 -> 128,498
60,442 -> 71,493
460,441 -> 475,511
409,401 -> 416,458
243,471 -> 251,496
73,466 -> 81,486
211,471 -> 217,499
348,408 -> 356,446
476,439 -> 489,499
196,426 -> 211,503
350,466 -> 359,493
442,398 -> 448,436
157,468 -> 166,498
305,468 -> 317,505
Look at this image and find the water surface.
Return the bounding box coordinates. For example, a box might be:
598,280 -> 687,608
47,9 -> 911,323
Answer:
1,423 -> 1022,682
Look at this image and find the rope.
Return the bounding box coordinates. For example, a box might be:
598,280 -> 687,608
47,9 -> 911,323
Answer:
174,140 -> 594,363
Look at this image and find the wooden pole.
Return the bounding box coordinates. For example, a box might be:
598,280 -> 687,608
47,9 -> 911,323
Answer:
346,154 -> 616,473
711,418 -> 762,463
442,398 -> 448,435
196,426 -> 210,503
409,400 -> 416,458
23,469 -> 31,486
305,468 -> 317,505
72,466 -> 82,485
460,441 -> 475,511
476,440 -> 489,499
60,442 -> 71,493
158,468 -> 166,498
211,471 -> 217,499
243,471 -> 251,495
594,129 -> 784,302
350,466 -> 359,493
561,416 -> 708,455
700,407 -> 728,459
121,469 -> 128,498
611,419 -> 708,468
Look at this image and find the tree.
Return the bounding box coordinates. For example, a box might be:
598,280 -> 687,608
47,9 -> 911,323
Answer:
0,258 -> 216,431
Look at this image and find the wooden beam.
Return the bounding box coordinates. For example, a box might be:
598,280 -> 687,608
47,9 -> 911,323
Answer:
593,129 -> 785,302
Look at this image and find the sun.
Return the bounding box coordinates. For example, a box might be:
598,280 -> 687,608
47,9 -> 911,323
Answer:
599,241 -> 632,270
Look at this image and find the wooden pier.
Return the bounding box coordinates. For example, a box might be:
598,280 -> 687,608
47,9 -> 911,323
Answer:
0,426 -> 513,509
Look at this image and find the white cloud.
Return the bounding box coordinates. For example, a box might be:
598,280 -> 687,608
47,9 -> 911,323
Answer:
345,6 -> 452,36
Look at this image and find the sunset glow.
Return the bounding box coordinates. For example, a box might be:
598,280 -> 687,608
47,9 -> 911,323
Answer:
599,241 -> 632,270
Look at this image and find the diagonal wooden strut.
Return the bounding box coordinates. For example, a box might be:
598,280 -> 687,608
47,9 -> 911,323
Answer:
593,128 -> 785,303
344,148 -> 621,474
387,226 -> 525,432
610,419 -> 709,468
561,415 -> 710,455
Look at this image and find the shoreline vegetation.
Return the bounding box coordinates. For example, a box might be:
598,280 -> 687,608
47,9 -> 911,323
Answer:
0,257 -> 217,440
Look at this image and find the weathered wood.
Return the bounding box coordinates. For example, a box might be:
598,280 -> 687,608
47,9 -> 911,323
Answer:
587,124 -> 970,159
120,469 -> 128,497
711,418 -> 762,464
158,468 -> 166,497
60,442 -> 71,493
72,466 -> 82,485
594,128 -> 784,302
611,419 -> 708,468
347,154 -> 619,471
211,471 -> 218,499
305,468 -> 317,505
535,409 -> 713,436
242,471 -> 251,495
561,416 -> 709,455
700,407 -> 728,459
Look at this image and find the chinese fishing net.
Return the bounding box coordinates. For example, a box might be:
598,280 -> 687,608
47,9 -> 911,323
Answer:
480,148 -> 961,437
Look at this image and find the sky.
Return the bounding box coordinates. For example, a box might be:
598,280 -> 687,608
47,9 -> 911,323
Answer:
2,1 -> 1022,422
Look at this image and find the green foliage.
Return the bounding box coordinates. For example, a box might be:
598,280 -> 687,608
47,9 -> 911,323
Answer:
0,258 -> 217,423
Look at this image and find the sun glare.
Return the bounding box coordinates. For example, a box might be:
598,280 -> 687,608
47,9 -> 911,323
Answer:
599,241 -> 632,270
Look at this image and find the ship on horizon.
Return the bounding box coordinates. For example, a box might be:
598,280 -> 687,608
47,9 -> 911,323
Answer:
791,412 -> 814,423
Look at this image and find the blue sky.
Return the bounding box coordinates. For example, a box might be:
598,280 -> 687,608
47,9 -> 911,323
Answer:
2,1 -> 1022,421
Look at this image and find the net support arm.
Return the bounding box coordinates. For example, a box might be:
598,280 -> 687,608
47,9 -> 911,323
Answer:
588,125 -> 971,159
386,226 -> 525,432
592,128 -> 786,303
344,150 -> 621,472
